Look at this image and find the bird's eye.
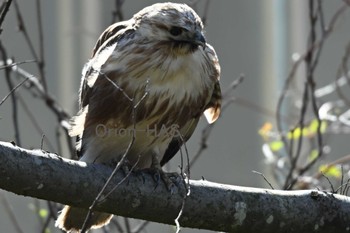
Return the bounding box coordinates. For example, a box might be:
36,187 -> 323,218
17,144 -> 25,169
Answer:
169,26 -> 183,36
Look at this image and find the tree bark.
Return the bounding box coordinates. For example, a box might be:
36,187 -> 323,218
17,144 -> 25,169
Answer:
0,141 -> 350,232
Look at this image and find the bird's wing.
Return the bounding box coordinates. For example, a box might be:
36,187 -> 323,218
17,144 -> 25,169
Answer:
91,22 -> 129,58
203,44 -> 222,124
204,80 -> 221,124
69,21 -> 136,154
80,21 -> 131,109
160,117 -> 199,166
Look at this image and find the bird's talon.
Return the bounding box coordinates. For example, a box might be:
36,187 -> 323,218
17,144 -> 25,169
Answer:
140,172 -> 146,184
153,172 -> 160,183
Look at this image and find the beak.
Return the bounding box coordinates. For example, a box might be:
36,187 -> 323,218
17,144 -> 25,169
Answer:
193,31 -> 206,49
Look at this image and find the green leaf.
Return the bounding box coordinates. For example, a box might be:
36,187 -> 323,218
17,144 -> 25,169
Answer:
288,120 -> 328,139
288,127 -> 302,139
308,150 -> 319,162
320,120 -> 328,133
309,119 -> 319,133
39,209 -> 48,219
319,165 -> 341,178
268,141 -> 284,151
309,119 -> 327,134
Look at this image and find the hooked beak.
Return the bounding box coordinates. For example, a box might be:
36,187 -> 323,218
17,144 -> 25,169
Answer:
193,31 -> 206,49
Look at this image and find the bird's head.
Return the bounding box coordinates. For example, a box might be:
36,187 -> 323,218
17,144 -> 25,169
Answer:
133,3 -> 206,53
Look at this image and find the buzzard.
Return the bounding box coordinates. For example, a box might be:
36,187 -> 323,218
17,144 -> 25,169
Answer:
56,2 -> 221,232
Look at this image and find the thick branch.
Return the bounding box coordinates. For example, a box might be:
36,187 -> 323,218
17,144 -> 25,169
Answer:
1,141 -> 350,232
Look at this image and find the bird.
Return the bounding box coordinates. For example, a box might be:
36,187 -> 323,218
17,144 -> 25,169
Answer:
55,2 -> 221,232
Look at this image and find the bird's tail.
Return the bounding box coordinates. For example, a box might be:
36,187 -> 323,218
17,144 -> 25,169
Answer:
55,205 -> 113,232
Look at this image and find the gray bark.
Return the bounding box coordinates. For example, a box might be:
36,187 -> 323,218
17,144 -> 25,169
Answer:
0,141 -> 350,232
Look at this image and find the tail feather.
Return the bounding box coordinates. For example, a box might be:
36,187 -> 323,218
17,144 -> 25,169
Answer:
55,205 -> 113,232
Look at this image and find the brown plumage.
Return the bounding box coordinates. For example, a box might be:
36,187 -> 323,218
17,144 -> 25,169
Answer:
56,2 -> 221,232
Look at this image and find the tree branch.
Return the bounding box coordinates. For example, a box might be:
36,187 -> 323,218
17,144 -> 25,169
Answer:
1,141 -> 350,233
0,0 -> 13,34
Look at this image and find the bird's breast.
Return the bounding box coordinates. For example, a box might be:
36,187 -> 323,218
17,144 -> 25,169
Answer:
80,44 -> 214,166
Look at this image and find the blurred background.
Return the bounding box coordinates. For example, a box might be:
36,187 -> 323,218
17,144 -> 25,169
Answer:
0,0 -> 349,232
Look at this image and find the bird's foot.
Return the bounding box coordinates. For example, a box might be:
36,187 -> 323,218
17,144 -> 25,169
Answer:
142,167 -> 180,194
142,153 -> 181,193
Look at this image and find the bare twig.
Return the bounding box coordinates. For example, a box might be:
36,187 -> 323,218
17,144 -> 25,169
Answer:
315,71 -> 350,98
13,0 -> 38,63
0,41 -> 21,145
110,218 -> 125,233
132,221 -> 149,233
283,0 -> 318,190
312,154 -> 350,180
111,0 -> 124,23
36,0 -> 47,91
0,59 -> 36,69
175,133 -> 190,233
339,178 -> 350,195
252,170 -> 275,190
340,166 -> 344,194
276,0 -> 350,160
17,94 -> 56,151
101,71 -> 133,101
124,217 -> 131,233
6,59 -> 71,126
189,75 -> 244,168
3,59 -> 74,154
188,124 -> 212,168
201,0 -> 210,26
13,0 -> 48,91
280,0 -> 350,189
222,73 -> 245,99
0,77 -> 28,107
320,173 -> 336,193
100,155 -> 141,202
336,41 -> 350,106
40,134 -> 45,150
0,0 -> 13,34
